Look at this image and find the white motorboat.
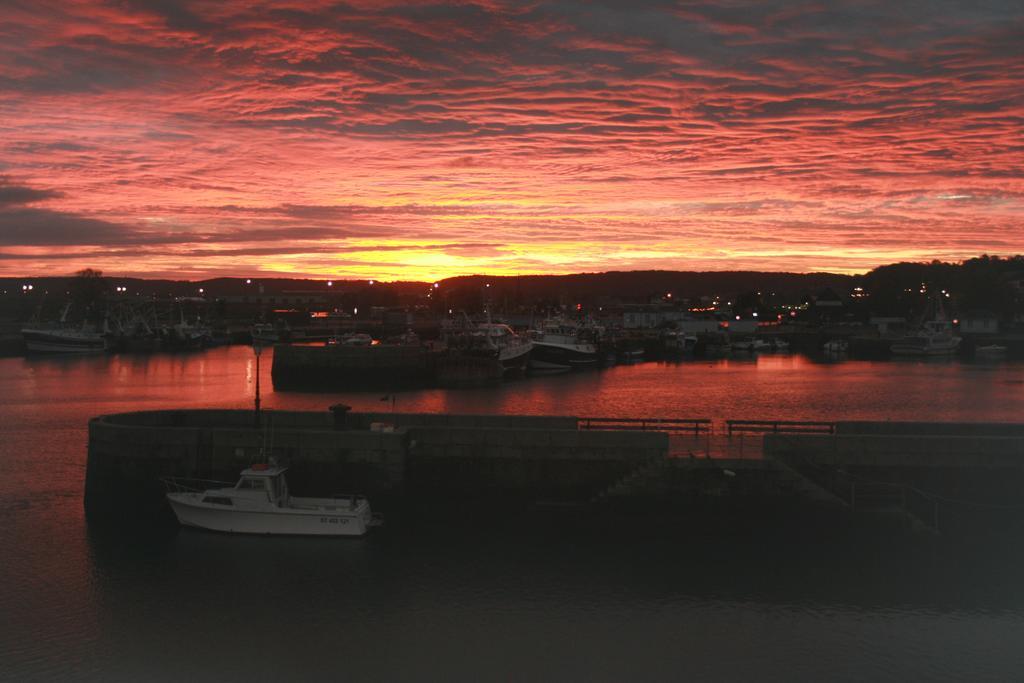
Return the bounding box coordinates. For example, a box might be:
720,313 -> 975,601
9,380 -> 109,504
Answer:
975,344 -> 1007,357
165,464 -> 376,536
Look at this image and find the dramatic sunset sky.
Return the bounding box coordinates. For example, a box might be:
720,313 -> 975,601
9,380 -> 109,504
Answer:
1,1 -> 1022,280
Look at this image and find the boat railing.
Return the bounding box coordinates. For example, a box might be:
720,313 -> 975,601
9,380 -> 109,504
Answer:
161,476 -> 235,493
330,493 -> 368,503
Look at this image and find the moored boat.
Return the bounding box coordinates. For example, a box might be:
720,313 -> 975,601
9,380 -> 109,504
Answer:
528,317 -> 600,372
732,338 -> 771,353
442,318 -> 533,374
975,344 -> 1007,357
21,302 -> 108,354
21,327 -> 107,353
476,322 -> 533,373
165,464 -> 376,536
662,330 -> 697,355
890,319 -> 960,356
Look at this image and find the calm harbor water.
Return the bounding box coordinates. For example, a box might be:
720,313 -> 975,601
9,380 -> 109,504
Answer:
3,347 -> 1024,680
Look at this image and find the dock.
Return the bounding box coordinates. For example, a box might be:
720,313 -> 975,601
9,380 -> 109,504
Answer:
85,409 -> 1024,534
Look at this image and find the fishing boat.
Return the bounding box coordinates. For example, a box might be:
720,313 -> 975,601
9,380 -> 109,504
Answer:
21,303 -> 107,353
165,464 -> 377,536
662,330 -> 697,355
890,295 -> 961,357
890,319 -> 960,356
474,322 -> 533,373
443,319 -> 533,374
528,317 -> 600,371
22,327 -> 107,353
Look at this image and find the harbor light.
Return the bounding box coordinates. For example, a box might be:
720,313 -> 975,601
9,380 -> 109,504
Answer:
198,288 -> 205,294
246,278 -> 252,284
369,280 -> 375,285
327,280 -> 333,287
752,312 -> 758,317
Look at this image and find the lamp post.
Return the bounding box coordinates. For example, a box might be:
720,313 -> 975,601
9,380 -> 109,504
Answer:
253,338 -> 263,428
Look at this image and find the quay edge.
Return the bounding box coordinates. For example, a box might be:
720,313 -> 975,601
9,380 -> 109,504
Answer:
85,409 -> 1024,535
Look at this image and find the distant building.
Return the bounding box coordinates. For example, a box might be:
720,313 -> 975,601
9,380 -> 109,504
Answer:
960,311 -> 999,335
221,291 -> 329,307
869,316 -> 907,336
621,305 -> 691,329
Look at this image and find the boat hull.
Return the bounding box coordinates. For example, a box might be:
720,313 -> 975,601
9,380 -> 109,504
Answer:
22,330 -> 106,353
529,342 -> 598,371
890,340 -> 960,356
167,495 -> 369,536
499,343 -> 532,373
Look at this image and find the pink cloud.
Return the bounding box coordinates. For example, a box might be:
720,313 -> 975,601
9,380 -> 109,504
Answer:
0,0 -> 1020,279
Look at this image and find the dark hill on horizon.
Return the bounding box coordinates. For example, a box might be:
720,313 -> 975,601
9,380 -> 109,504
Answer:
436,270 -> 853,303
1,270 -> 853,303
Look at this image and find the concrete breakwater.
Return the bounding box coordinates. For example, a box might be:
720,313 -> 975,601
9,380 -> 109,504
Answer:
85,409 -> 1024,533
84,409 -> 668,519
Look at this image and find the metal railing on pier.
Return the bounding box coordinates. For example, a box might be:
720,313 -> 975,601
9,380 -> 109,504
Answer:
725,420 -> 835,435
579,417 -> 712,434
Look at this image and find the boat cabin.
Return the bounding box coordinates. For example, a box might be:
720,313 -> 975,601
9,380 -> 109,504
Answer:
236,465 -> 289,505
199,465 -> 290,507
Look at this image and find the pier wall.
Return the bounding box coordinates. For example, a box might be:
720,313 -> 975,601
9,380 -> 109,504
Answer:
84,409 -> 667,517
766,428 -> 1024,467
85,410 -> 1024,524
85,410 -> 408,519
